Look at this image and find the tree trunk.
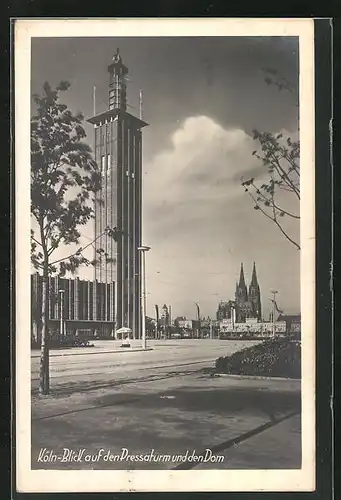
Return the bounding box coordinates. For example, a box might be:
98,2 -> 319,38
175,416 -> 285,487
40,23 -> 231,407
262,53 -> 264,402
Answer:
39,266 -> 49,395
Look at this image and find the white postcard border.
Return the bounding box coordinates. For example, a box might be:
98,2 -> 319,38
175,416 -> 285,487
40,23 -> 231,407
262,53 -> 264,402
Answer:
15,18 -> 315,493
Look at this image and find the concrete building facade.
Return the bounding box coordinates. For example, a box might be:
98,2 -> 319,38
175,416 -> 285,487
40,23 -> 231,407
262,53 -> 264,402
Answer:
31,273 -> 115,342
87,50 -> 148,338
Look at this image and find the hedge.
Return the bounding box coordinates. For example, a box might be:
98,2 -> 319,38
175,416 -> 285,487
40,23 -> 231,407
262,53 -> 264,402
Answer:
215,338 -> 301,379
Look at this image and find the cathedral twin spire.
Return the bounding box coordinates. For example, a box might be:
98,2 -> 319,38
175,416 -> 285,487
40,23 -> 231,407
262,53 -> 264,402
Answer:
238,262 -> 247,289
218,263 -> 262,323
236,262 -> 260,302
238,262 -> 259,293
235,262 -> 261,321
250,261 -> 259,288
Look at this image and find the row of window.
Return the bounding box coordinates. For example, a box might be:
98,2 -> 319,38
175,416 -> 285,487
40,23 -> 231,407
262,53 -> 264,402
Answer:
100,154 -> 137,180
101,154 -> 111,174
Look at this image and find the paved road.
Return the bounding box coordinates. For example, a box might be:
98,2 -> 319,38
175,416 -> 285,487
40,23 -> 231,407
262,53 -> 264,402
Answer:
31,339 -> 261,395
31,339 -> 301,471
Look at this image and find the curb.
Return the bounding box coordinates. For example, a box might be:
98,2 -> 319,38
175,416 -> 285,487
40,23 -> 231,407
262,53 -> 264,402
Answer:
214,373 -> 301,382
31,348 -> 154,358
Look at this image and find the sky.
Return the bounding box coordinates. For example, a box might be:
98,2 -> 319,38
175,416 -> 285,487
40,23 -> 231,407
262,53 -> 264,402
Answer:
31,36 -> 300,320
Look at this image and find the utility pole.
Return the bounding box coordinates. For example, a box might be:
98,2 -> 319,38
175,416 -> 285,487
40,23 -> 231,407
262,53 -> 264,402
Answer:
231,302 -> 236,331
270,290 -> 278,337
59,289 -> 65,338
138,246 -> 151,350
154,304 -> 159,340
195,302 -> 201,339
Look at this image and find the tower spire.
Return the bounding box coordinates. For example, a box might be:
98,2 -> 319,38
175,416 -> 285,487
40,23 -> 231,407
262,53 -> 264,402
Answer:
108,48 -> 128,112
250,261 -> 258,287
238,262 -> 246,289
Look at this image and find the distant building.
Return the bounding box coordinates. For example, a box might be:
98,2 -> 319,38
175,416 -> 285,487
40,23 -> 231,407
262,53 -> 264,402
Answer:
174,316 -> 186,327
161,304 -> 169,325
31,273 -> 115,342
200,316 -> 213,328
216,262 -> 262,323
219,320 -> 286,335
178,320 -> 193,330
277,314 -> 301,333
216,300 -> 235,321
235,262 -> 262,322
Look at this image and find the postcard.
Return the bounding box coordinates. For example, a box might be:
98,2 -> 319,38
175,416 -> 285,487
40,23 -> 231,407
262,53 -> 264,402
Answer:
15,17 -> 315,492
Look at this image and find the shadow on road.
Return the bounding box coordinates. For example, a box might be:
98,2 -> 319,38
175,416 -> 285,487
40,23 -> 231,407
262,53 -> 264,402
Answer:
31,367 -> 212,398
93,386 -> 301,422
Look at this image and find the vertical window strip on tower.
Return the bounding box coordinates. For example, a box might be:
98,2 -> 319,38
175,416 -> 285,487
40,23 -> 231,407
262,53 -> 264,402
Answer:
126,126 -> 131,329
103,120 -> 110,319
94,127 -> 98,283
101,155 -> 105,176
54,275 -> 59,319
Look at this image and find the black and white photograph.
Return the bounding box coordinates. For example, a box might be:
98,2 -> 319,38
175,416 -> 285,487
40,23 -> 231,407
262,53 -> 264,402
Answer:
15,18 -> 315,493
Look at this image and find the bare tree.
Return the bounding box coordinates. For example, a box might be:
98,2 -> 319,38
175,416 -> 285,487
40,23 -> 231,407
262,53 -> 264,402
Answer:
241,68 -> 300,250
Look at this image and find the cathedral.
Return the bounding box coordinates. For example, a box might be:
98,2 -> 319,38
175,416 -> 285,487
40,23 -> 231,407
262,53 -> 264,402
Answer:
216,263 -> 262,323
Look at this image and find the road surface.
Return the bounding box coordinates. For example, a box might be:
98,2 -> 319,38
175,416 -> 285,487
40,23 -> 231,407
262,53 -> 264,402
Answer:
31,339 -> 260,396
30,339 -> 301,471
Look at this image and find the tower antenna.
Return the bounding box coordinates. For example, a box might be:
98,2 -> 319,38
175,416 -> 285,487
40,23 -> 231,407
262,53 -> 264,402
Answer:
93,86 -> 96,117
139,89 -> 143,120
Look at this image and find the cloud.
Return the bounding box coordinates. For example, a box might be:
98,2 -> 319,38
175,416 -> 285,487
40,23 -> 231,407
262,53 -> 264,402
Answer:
143,116 -> 300,319
144,116 -> 258,228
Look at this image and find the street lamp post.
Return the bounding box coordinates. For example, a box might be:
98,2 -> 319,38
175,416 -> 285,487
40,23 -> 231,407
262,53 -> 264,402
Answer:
59,289 -> 65,338
270,290 -> 278,338
138,246 -> 151,350
231,302 -> 236,331
194,302 -> 201,339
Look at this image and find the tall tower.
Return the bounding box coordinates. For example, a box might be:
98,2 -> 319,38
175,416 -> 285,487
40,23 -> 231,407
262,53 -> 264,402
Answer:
87,49 -> 148,338
235,262 -> 248,322
236,263 -> 248,302
161,304 -> 169,327
248,262 -> 262,321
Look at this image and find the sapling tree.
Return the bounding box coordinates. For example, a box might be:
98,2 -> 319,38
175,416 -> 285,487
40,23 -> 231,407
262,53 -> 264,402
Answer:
31,81 -> 109,394
241,68 -> 300,250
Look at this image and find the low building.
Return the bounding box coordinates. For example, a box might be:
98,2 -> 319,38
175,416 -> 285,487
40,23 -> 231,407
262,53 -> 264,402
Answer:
216,301 -> 234,321
178,320 -> 193,330
219,321 -> 287,335
31,273 -> 116,343
277,314 -> 301,334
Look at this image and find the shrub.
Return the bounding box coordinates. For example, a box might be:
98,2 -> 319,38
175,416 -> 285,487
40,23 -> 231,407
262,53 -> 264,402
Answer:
215,338 -> 301,379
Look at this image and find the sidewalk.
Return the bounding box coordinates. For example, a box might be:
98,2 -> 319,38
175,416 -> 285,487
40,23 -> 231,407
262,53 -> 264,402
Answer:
195,413 -> 301,469
31,372 -> 301,470
31,340 -> 153,357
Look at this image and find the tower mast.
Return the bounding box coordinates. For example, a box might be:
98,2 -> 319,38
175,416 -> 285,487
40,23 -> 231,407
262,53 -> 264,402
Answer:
139,89 -> 143,120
